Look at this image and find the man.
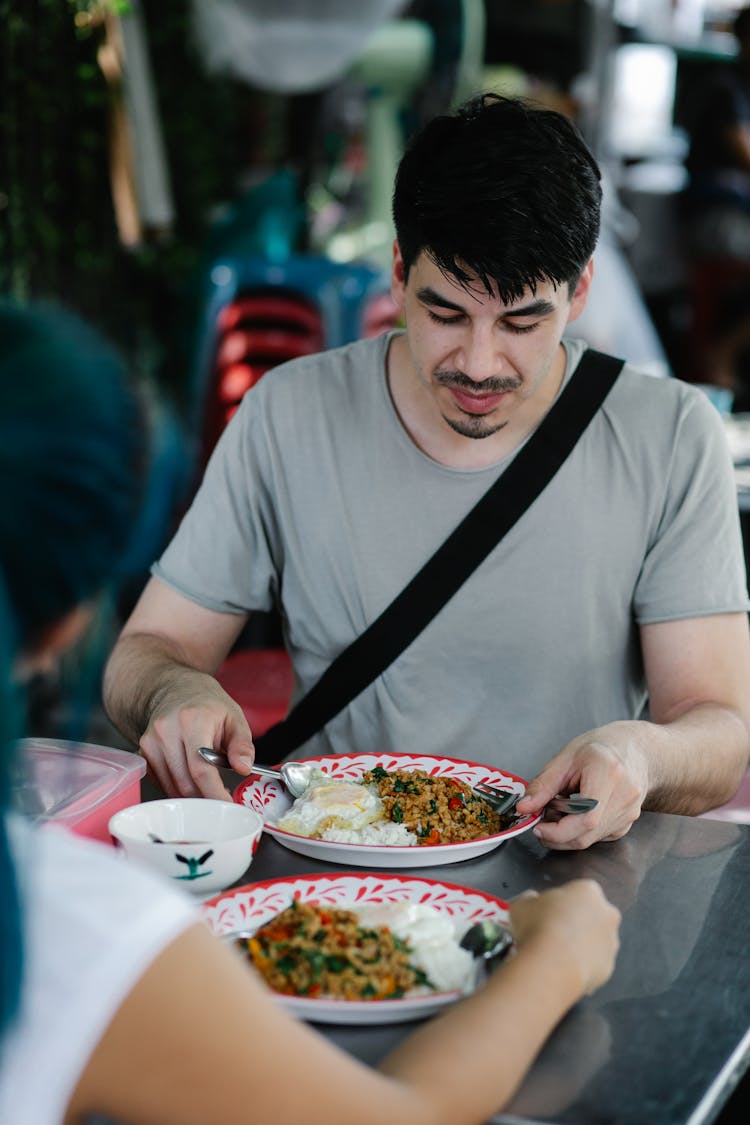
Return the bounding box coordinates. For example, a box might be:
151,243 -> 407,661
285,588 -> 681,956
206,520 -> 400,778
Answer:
104,94 -> 750,850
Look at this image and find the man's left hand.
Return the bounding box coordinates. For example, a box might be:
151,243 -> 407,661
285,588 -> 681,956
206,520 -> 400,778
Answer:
514,722 -> 650,850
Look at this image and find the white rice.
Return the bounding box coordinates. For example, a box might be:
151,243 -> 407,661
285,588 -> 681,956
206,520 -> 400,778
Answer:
356,901 -> 476,994
319,821 -> 418,846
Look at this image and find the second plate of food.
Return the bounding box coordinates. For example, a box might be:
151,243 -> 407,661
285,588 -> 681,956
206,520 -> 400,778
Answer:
233,752 -> 541,866
203,871 -> 511,1023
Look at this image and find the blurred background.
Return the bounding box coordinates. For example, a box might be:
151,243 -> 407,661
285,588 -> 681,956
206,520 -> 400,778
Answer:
4,0 -> 750,741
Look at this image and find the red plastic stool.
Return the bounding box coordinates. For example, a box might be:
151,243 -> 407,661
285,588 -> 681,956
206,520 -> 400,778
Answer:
215,648 -> 294,737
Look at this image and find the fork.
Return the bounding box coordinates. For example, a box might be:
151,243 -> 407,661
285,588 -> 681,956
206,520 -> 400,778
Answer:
473,784 -> 598,817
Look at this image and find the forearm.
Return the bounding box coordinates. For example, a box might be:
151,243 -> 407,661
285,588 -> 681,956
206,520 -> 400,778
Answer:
68,884 -> 617,1125
103,632 -> 221,746
640,703 -> 750,815
380,936 -> 583,1124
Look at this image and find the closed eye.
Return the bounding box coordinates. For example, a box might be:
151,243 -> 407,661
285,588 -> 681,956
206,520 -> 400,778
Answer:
426,308 -> 541,333
426,309 -> 463,326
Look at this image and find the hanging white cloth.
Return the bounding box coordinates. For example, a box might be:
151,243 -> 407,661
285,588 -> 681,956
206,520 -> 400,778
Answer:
190,0 -> 410,93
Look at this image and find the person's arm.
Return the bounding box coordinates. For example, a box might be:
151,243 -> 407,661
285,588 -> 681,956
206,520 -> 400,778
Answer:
64,880 -> 620,1125
517,612 -> 750,849
103,576 -> 253,800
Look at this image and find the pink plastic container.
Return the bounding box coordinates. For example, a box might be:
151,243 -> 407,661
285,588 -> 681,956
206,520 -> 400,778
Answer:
14,738 -> 146,843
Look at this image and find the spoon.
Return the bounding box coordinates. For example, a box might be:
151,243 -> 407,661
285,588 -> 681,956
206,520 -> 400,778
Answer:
197,746 -> 313,798
198,748 -> 598,817
459,918 -> 514,963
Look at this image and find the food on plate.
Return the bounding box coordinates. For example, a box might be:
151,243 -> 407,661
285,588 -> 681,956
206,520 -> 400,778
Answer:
235,896 -> 476,1000
273,766 -> 507,846
364,767 -> 504,844
274,773 -> 412,844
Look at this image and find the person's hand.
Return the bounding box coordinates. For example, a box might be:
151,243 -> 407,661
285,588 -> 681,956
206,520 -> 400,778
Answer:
139,671 -> 255,800
509,880 -> 621,996
515,722 -> 649,850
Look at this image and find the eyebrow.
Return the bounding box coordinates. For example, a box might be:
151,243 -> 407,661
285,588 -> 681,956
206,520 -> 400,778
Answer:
415,286 -> 556,319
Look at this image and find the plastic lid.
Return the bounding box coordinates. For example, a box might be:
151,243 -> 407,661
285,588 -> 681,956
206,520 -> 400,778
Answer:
11,738 -> 147,823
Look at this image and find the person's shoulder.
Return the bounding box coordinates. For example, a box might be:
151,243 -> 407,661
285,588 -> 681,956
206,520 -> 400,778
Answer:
254,333 -> 389,394
229,333 -> 390,430
567,340 -> 673,405
629,369 -> 717,415
574,346 -> 724,439
9,814 -> 198,923
598,352 -> 711,410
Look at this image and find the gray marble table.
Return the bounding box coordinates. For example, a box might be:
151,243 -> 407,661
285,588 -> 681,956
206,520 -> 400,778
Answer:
231,810 -> 750,1124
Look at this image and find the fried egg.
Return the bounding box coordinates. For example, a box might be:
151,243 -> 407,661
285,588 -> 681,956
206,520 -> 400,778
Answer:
276,779 -> 385,838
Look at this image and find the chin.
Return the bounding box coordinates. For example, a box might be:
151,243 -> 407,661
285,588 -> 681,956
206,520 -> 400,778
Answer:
444,414 -> 507,440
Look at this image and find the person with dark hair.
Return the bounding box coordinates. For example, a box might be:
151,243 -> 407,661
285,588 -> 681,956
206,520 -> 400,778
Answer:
105,93 -> 750,849
392,95 -> 601,307
0,301 -> 144,663
0,300 -> 622,1125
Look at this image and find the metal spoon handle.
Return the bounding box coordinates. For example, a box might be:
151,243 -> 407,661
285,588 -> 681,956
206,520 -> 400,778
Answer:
197,746 -> 281,784
546,795 -> 598,815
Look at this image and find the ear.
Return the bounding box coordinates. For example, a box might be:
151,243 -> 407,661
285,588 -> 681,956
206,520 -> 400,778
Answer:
391,240 -> 407,315
566,258 -> 594,324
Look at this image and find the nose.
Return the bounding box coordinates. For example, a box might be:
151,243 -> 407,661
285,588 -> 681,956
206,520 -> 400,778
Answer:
456,325 -> 502,383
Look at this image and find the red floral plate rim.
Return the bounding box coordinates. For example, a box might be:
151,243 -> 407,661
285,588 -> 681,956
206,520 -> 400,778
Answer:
233,751 -> 540,867
202,870 -> 510,1024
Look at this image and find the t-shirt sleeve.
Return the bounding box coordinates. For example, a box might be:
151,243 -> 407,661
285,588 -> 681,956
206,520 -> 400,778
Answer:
1,821 -> 201,1125
153,390 -> 281,614
634,389 -> 750,623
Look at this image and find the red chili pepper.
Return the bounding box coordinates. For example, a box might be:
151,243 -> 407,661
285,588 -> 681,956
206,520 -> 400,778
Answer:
448,795 -> 464,810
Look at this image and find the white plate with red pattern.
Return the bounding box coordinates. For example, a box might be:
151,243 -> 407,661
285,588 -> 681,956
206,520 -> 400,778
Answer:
203,871 -> 510,1024
233,752 -> 540,867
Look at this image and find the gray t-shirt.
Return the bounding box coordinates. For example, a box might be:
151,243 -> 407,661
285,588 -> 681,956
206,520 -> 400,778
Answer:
154,334 -> 750,775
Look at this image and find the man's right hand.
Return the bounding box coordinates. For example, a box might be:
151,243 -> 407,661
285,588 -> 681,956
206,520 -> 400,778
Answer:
102,577 -> 256,801
139,671 -> 256,800
139,666 -> 256,801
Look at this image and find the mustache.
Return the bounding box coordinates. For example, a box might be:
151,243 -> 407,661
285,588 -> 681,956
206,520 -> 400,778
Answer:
435,369 -> 522,394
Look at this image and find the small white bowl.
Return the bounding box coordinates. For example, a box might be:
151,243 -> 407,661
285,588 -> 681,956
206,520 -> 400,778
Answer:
109,799 -> 264,895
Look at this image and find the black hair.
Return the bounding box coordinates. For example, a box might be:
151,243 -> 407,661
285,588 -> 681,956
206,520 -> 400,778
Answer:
392,93 -> 602,303
0,301 -> 145,650
0,302 -> 146,1040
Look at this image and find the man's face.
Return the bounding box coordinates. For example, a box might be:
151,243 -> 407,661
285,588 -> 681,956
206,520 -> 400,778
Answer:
391,246 -> 593,441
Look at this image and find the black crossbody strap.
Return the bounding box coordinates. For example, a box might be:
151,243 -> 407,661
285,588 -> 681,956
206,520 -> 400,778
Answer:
254,348 -> 624,763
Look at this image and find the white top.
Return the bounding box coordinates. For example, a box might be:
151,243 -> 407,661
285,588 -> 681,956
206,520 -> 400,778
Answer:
0,817 -> 198,1125
154,334 -> 750,775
